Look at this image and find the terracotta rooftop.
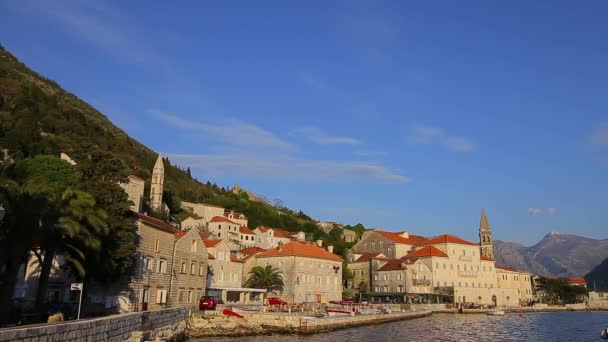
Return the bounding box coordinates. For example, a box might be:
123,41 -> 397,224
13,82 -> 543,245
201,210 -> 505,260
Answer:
128,174 -> 145,182
376,231 -> 429,245
257,227 -> 296,239
480,255 -> 495,261
209,216 -> 238,224
175,231 -> 186,239
134,212 -> 177,234
257,242 -> 342,261
377,259 -> 407,271
421,234 -> 478,246
240,247 -> 266,255
495,265 -> 518,272
353,252 -> 381,262
403,246 -> 448,259
203,239 -> 222,248
239,226 -> 255,234
568,278 -> 586,285
207,253 -> 215,260
230,255 -> 242,263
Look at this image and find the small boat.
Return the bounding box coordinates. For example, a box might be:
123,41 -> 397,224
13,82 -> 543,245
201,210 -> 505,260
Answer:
487,310 -> 505,316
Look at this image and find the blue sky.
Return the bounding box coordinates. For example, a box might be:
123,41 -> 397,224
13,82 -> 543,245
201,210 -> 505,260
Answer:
2,1 -> 607,245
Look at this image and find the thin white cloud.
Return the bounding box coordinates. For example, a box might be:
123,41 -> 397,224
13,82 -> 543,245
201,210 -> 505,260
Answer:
589,124 -> 608,146
294,126 -> 361,145
528,208 -> 543,216
547,208 -> 557,215
166,153 -> 409,182
409,125 -> 477,153
149,109 -> 297,153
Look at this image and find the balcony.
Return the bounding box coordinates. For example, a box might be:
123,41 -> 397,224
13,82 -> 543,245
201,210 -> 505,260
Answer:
458,270 -> 479,277
459,255 -> 473,262
412,279 -> 431,286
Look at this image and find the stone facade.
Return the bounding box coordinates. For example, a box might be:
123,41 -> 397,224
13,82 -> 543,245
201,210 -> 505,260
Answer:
181,201 -> 225,222
150,155 -> 164,212
171,228 -> 208,308
207,216 -> 241,242
254,227 -> 295,250
0,307 -> 188,342
119,175 -> 145,213
255,242 -> 342,303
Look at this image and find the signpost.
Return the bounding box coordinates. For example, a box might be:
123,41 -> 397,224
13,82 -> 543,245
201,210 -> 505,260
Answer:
71,283 -> 84,319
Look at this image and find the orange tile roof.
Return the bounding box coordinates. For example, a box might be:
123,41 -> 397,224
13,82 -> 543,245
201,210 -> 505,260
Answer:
239,226 -> 255,234
403,246 -> 448,259
128,174 -> 145,181
257,226 -> 296,239
378,259 -> 407,271
257,242 -> 342,261
209,216 -> 238,224
420,234 -> 478,246
175,231 -> 186,239
480,255 -> 495,261
230,255 -> 242,263
568,278 -> 586,285
376,231 -> 429,245
240,247 -> 266,255
134,212 -> 177,234
495,265 -> 518,272
353,252 -> 381,262
208,253 -> 215,260
203,239 -> 222,248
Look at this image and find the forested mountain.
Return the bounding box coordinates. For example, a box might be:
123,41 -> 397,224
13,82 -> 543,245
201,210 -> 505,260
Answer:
494,232 -> 608,277
0,44 -> 342,248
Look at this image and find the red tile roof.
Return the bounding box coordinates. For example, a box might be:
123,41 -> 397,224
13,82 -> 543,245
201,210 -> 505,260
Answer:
495,265 -> 518,272
134,212 -> 177,234
480,255 -> 495,261
421,234 -> 478,246
240,247 -> 266,255
403,246 -> 448,259
257,226 -> 296,239
376,231 -> 429,245
175,231 -> 186,239
239,226 -> 255,234
377,259 -> 407,271
128,174 -> 145,181
230,255 -> 242,263
209,216 -> 238,224
208,253 -> 215,260
257,242 -> 342,261
353,252 -> 381,262
203,239 -> 222,248
568,278 -> 586,285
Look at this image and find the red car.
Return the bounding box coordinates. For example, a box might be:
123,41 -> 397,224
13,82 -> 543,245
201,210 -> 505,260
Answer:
199,296 -> 218,310
267,297 -> 287,306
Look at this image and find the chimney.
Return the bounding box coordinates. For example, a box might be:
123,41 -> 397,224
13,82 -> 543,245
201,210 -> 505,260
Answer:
328,245 -> 334,254
277,241 -> 284,252
316,240 -> 323,247
399,231 -> 409,239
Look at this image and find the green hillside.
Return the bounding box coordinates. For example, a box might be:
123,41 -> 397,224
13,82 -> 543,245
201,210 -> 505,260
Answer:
0,45 -> 353,251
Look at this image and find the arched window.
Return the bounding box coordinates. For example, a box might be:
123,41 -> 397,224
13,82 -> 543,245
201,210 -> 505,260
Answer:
191,239 -> 197,252
155,238 -> 160,252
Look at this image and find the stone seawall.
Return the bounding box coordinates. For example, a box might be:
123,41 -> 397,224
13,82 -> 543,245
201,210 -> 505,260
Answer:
0,307 -> 188,342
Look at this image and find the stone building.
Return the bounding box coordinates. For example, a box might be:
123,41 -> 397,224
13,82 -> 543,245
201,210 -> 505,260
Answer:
348,211 -> 535,307
479,209 -> 494,259
119,175 -> 145,213
225,209 -> 248,227
255,241 -> 342,303
204,240 -> 265,303
253,227 -> 305,250
239,226 -> 256,248
180,216 -> 206,231
207,216 -> 241,243
127,213 -> 208,311
181,202 -> 225,222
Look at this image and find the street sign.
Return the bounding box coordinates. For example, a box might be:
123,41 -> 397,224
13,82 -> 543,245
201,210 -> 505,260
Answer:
70,283 -> 84,319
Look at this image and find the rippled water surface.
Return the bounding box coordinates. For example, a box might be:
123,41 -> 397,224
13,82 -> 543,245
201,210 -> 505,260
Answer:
193,311 -> 608,342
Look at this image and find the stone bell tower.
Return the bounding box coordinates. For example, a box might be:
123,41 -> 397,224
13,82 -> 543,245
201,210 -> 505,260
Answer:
479,208 -> 494,259
150,154 -> 164,212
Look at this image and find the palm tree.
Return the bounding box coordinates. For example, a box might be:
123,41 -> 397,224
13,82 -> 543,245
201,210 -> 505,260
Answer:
245,265 -> 284,294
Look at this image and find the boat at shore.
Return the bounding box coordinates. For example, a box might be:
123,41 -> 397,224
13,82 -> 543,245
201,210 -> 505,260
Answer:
487,310 -> 505,316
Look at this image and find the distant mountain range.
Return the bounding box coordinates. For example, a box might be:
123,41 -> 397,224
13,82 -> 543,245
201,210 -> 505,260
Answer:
494,232 -> 608,278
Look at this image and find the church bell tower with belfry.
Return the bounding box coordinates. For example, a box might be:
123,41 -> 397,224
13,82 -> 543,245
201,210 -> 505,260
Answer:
479,208 -> 494,259
150,154 -> 164,212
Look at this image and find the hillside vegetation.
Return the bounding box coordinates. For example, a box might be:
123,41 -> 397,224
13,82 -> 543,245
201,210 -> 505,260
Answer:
0,45 -> 348,250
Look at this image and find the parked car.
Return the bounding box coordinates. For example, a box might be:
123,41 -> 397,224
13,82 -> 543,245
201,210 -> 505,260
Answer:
267,297 -> 287,306
199,296 -> 218,310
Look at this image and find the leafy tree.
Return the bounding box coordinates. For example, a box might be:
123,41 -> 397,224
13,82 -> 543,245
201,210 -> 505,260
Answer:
245,265 -> 284,294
